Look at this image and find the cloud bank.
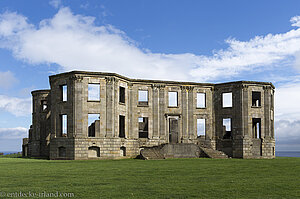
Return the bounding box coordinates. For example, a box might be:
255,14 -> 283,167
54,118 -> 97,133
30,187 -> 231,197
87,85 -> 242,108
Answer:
0,95 -> 31,116
0,8 -> 300,81
0,127 -> 27,139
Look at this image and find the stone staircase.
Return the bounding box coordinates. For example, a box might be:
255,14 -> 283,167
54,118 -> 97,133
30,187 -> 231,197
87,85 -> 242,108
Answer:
140,143 -> 228,159
140,146 -> 165,160
200,147 -> 228,159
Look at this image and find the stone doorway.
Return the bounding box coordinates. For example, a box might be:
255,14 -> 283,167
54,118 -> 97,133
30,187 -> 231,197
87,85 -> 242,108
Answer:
88,146 -> 100,158
169,118 -> 179,144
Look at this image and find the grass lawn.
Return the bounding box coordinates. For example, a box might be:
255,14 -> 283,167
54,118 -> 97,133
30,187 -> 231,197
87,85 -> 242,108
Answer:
0,157 -> 299,199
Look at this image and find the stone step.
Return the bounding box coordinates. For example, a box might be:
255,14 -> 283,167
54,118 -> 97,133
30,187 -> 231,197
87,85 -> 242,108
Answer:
140,147 -> 164,160
200,147 -> 228,159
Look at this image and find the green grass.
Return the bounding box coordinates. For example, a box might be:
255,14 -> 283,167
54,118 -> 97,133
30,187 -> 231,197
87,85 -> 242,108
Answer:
0,158 -> 299,199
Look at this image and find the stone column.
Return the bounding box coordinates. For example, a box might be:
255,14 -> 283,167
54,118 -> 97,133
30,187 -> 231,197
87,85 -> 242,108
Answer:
181,86 -> 188,140
71,75 -> 84,138
105,77 -> 115,138
263,86 -> 271,138
152,84 -> 159,138
188,86 -> 195,140
113,78 -> 119,138
242,85 -> 249,138
127,83 -> 134,138
158,85 -> 166,139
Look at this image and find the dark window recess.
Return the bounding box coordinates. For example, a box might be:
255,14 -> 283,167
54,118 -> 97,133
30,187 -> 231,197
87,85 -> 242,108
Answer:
88,146 -> 100,157
120,146 -> 126,156
58,146 -> 66,157
41,100 -> 47,111
138,117 -> 148,138
253,118 -> 261,138
222,118 -> 232,139
88,124 -> 95,137
119,115 -> 125,138
252,92 -> 261,107
119,87 -> 125,103
88,114 -> 100,137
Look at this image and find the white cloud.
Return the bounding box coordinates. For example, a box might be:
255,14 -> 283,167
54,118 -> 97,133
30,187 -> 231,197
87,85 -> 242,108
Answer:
49,0 -> 62,9
0,7 -> 299,82
275,82 -> 300,121
0,95 -> 31,116
0,11 -> 31,37
290,16 -> 300,27
0,127 -> 27,139
0,71 -> 18,89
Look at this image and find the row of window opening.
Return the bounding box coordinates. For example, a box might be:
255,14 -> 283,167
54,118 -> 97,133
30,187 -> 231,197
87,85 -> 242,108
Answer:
59,84 -> 263,109
60,114 -> 262,139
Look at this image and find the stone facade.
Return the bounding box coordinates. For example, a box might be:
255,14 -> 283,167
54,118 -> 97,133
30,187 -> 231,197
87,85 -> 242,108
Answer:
23,71 -> 275,159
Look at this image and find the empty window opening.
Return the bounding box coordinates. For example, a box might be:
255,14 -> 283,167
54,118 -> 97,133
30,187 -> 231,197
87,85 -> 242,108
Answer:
88,146 -> 100,158
222,92 -> 232,108
252,92 -> 261,107
119,115 -> 125,138
60,114 -> 67,137
138,117 -> 149,138
138,90 -> 148,106
168,91 -> 178,107
41,100 -> 47,111
253,118 -> 261,138
271,94 -> 274,107
222,118 -> 232,139
88,84 -> 100,101
58,146 -> 66,157
120,146 -> 126,156
61,85 -> 67,101
197,119 -> 205,137
197,93 -> 206,108
88,114 -> 100,137
119,86 -> 125,103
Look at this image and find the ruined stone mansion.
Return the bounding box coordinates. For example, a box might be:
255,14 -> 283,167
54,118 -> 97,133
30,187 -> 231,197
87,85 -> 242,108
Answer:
22,71 -> 275,159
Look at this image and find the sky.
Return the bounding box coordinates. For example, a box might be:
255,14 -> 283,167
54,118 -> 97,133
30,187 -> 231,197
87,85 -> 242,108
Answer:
0,0 -> 300,152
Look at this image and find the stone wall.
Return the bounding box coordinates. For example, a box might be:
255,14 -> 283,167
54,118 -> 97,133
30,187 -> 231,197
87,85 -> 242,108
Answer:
26,71 -> 275,160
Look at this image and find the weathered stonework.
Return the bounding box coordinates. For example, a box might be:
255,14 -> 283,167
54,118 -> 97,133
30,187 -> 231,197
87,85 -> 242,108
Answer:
23,71 -> 275,159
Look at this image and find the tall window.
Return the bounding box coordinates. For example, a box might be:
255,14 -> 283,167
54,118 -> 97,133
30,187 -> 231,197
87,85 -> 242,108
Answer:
61,85 -> 67,102
168,91 -> 178,107
60,114 -> 67,137
119,87 -> 125,103
119,115 -> 125,138
138,117 -> 148,138
138,90 -> 148,106
88,84 -> 100,101
197,119 -> 205,136
88,114 -> 100,137
222,92 -> 232,108
197,93 -> 206,108
253,118 -> 261,138
222,118 -> 231,139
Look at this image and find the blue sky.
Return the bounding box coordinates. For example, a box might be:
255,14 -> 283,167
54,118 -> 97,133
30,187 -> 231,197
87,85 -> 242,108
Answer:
0,0 -> 300,151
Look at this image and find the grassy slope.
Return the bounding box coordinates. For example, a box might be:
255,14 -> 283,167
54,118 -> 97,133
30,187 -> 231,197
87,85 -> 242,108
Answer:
0,158 -> 299,199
